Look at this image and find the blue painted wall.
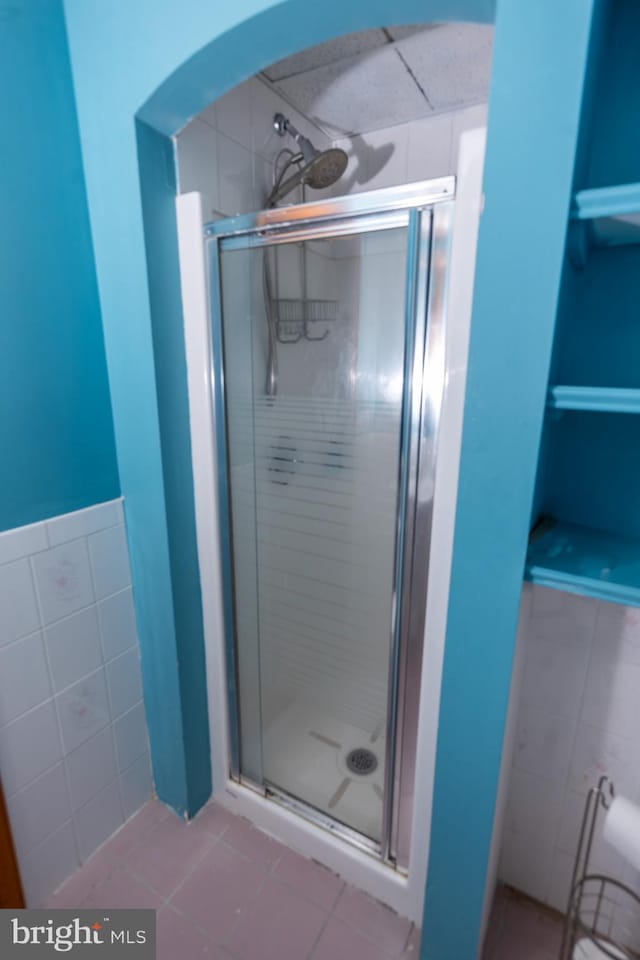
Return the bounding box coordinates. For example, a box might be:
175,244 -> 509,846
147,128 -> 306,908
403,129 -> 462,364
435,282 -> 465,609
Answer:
60,0 -> 595,954
0,0 -> 118,532
536,0 -> 640,543
136,119 -> 211,813
424,2 -> 594,955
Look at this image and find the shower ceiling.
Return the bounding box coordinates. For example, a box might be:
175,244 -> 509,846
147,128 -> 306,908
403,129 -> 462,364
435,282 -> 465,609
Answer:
261,24 -> 493,137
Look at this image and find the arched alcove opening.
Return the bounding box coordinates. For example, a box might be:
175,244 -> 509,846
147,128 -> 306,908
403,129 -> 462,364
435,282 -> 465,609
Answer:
60,0 -> 595,953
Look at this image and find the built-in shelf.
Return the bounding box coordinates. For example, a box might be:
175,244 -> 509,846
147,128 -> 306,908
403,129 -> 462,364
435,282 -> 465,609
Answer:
548,386 -> 640,414
572,182 -> 640,220
569,183 -> 640,261
526,520 -> 640,606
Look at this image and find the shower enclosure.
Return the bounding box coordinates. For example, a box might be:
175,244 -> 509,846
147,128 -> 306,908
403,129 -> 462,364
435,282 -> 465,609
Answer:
206,178 -> 454,869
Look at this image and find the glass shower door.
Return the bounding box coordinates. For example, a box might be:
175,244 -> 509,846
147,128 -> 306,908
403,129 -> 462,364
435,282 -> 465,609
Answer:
207,181 -> 453,857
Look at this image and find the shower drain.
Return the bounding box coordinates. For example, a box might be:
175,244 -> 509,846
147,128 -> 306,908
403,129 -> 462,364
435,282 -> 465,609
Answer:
346,747 -> 378,776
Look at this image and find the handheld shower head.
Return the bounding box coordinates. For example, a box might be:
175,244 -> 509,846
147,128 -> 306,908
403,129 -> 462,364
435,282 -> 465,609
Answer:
267,113 -> 348,207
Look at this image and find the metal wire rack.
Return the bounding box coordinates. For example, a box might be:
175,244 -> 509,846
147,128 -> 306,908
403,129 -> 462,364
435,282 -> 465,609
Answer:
273,298 -> 339,343
560,776 -> 640,960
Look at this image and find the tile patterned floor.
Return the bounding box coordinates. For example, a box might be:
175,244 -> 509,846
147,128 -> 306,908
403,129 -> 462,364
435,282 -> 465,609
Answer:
483,884 -> 565,960
45,797 -> 420,960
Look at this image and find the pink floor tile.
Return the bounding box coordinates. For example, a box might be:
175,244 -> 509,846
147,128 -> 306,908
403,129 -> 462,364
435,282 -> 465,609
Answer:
311,916 -> 394,960
80,867 -> 164,910
157,906 -> 231,960
334,885 -> 412,958
272,849 -> 344,911
102,798 -> 171,861
169,840 -> 266,943
43,846 -> 119,908
503,896 -> 563,956
191,801 -> 238,839
494,931 -> 557,960
125,811 -> 215,897
222,817 -> 286,870
225,875 -> 327,960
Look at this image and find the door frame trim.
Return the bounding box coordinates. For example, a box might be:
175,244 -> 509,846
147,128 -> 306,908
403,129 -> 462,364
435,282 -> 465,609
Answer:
206,181 -> 452,863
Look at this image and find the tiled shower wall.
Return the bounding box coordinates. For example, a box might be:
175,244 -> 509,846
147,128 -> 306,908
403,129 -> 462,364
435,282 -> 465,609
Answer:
499,585 -> 640,912
0,500 -> 152,905
176,76 -> 333,219
332,102 -> 487,195
175,75 -> 487,218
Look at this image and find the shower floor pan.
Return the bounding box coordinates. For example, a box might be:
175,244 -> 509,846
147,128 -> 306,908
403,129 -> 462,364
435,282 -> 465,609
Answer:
261,700 -> 386,845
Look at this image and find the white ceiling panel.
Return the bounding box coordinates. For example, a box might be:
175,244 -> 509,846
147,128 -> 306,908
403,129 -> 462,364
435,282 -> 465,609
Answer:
385,24 -> 443,42
396,23 -> 493,111
262,30 -> 387,82
274,46 -> 431,137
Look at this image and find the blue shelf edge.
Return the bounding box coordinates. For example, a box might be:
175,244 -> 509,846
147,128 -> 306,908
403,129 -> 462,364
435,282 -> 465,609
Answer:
526,521 -> 640,608
548,385 -> 640,414
525,565 -> 640,606
572,182 -> 640,220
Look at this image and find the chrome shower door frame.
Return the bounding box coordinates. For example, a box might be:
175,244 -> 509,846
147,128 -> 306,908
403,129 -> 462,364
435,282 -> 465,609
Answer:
205,177 -> 455,869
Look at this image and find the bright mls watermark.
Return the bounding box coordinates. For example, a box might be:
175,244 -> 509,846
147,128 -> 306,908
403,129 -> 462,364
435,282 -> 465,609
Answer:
0,910 -> 156,957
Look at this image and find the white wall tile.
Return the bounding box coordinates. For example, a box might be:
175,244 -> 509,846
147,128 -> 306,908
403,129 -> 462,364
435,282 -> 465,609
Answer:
581,656 -> 640,741
521,617 -> 592,720
56,668 -> 110,754
250,78 -> 292,160
45,606 -> 103,693
0,700 -> 62,796
215,79 -> 253,151
252,153 -> 274,210
120,751 -> 153,819
513,705 -> 576,783
355,125 -> 409,193
500,587 -> 640,910
250,78 -> 331,161
0,558 -> 40,646
503,769 -> 564,848
73,780 -> 124,862
451,104 -> 490,168
0,632 -> 51,725
569,723 -> 638,799
530,583 -> 598,625
46,499 -> 122,547
32,539 -> 95,625
106,649 -> 143,719
88,525 -> 131,600
546,848 -> 576,914
0,521 -> 48,566
175,118 -> 220,212
594,603 -> 640,666
451,103 -> 489,155
113,702 -> 149,772
19,821 -> 79,906
407,114 -> 452,183
66,726 -> 118,813
216,132 -> 255,216
498,828 -> 553,904
7,763 -> 71,859
0,499 -> 150,901
98,588 -> 138,661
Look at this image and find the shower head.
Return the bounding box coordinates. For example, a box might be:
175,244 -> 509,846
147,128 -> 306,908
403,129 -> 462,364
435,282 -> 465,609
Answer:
303,148 -> 349,189
266,113 -> 348,207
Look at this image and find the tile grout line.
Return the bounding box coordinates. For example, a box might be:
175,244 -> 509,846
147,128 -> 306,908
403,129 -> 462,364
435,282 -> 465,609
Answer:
155,823 -> 253,955
130,818 -> 232,909
26,550 -> 83,882
0,499 -> 123,568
